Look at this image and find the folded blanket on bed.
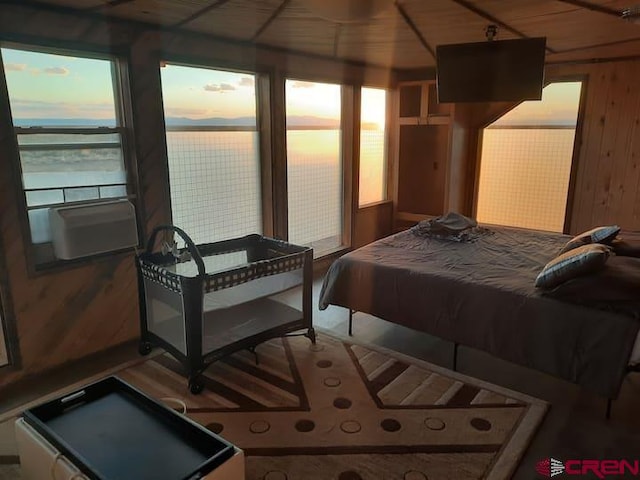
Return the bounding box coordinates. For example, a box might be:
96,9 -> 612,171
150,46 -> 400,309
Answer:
411,212 -> 489,242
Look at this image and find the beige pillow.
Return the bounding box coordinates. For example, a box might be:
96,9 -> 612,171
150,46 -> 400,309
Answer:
559,225 -> 620,254
535,243 -> 610,289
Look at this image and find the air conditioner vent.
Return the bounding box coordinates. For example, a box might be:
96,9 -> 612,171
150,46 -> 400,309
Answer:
49,200 -> 138,260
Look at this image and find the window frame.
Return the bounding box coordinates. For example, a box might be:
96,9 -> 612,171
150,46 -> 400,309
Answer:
158,58 -> 273,242
0,41 -> 141,273
472,76 -> 588,234
0,231 -> 20,371
358,85 -> 390,208
283,76 -> 350,257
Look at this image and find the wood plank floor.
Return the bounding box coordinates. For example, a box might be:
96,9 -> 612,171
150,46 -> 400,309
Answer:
1,276 -> 639,480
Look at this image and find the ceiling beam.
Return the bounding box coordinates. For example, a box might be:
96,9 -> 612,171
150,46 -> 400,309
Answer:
395,1 -> 435,60
552,36 -> 640,55
554,0 -> 621,18
172,0 -> 233,29
84,0 -> 136,12
449,0 -> 557,54
251,0 -> 290,42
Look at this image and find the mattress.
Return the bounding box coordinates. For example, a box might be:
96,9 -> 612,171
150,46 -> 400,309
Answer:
319,226 -> 640,398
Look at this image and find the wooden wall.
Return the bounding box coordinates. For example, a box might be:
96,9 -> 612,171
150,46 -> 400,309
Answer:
459,60 -> 640,235
0,3 -> 393,388
353,202 -> 393,249
546,61 -> 640,234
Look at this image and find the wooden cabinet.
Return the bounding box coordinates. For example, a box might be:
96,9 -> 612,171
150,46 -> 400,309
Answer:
392,81 -> 469,230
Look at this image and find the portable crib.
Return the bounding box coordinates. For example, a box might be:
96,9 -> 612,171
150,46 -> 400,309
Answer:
136,225 -> 315,393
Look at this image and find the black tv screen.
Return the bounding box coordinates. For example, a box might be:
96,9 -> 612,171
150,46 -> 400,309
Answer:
436,38 -> 546,103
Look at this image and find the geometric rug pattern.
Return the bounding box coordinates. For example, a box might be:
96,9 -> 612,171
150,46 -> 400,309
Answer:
118,332 -> 548,480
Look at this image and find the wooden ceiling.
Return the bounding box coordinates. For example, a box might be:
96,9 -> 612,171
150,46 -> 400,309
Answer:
12,0 -> 640,69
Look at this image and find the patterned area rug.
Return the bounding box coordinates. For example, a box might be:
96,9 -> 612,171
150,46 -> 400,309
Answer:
117,332 -> 547,480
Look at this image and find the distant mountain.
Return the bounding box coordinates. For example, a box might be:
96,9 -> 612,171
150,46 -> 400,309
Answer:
165,116 -> 256,127
12,115 -> 380,129
164,115 -> 342,128
13,118 -> 117,128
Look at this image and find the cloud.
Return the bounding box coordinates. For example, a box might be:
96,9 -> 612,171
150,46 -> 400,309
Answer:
203,83 -> 236,93
44,67 -> 69,76
291,81 -> 315,89
238,77 -> 254,87
5,63 -> 27,72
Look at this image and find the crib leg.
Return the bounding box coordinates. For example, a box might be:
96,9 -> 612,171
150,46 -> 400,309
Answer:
453,342 -> 459,372
248,346 -> 259,365
307,327 -> 316,344
348,309 -> 354,336
606,398 -> 613,420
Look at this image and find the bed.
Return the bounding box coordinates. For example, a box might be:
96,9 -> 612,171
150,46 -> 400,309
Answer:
319,225 -> 640,399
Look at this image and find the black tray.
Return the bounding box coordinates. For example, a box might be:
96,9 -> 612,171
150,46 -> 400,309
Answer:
22,376 -> 235,480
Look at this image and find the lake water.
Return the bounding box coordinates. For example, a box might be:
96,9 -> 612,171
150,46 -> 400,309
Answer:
21,129 -> 386,255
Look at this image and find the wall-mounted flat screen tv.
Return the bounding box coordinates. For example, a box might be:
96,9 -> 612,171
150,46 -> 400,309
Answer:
436,37 -> 546,103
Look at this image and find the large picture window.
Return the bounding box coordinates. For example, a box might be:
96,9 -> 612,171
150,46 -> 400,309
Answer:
359,87 -> 387,206
476,81 -> 583,232
285,79 -> 343,257
0,45 -> 134,265
160,63 -> 262,245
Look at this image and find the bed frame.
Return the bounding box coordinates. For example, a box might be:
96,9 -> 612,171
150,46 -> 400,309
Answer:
320,227 -> 640,419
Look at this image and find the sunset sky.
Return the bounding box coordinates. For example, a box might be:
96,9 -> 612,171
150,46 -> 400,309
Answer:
3,47 -> 577,128
2,48 -> 117,121
2,48 -> 384,126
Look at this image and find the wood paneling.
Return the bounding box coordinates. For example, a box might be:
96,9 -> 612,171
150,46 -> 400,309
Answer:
397,125 -> 449,215
466,61 -> 640,234
20,0 -> 640,69
448,106 -> 472,214
337,7 -> 427,69
353,202 -> 393,248
401,0 -> 521,50
544,60 -> 640,233
106,0 -> 207,26
188,0 -> 282,40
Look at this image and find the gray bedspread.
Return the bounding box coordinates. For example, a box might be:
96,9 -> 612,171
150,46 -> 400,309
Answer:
319,226 -> 640,398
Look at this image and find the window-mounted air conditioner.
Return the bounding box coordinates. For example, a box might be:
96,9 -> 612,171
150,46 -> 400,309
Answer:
49,200 -> 139,260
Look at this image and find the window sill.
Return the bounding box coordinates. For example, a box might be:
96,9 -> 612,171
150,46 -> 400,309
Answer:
28,243 -> 139,277
358,199 -> 392,210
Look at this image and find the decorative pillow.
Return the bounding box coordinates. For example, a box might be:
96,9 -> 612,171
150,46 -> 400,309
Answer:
543,255 -> 640,317
559,225 -> 620,254
535,243 -> 611,289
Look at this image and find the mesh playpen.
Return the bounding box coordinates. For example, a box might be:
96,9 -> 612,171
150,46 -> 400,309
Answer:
136,225 -> 315,393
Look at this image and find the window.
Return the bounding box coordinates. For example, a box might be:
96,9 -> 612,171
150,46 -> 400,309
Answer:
1,46 -> 134,264
160,63 -> 262,245
476,82 -> 583,232
359,87 -> 387,206
286,79 -> 343,257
